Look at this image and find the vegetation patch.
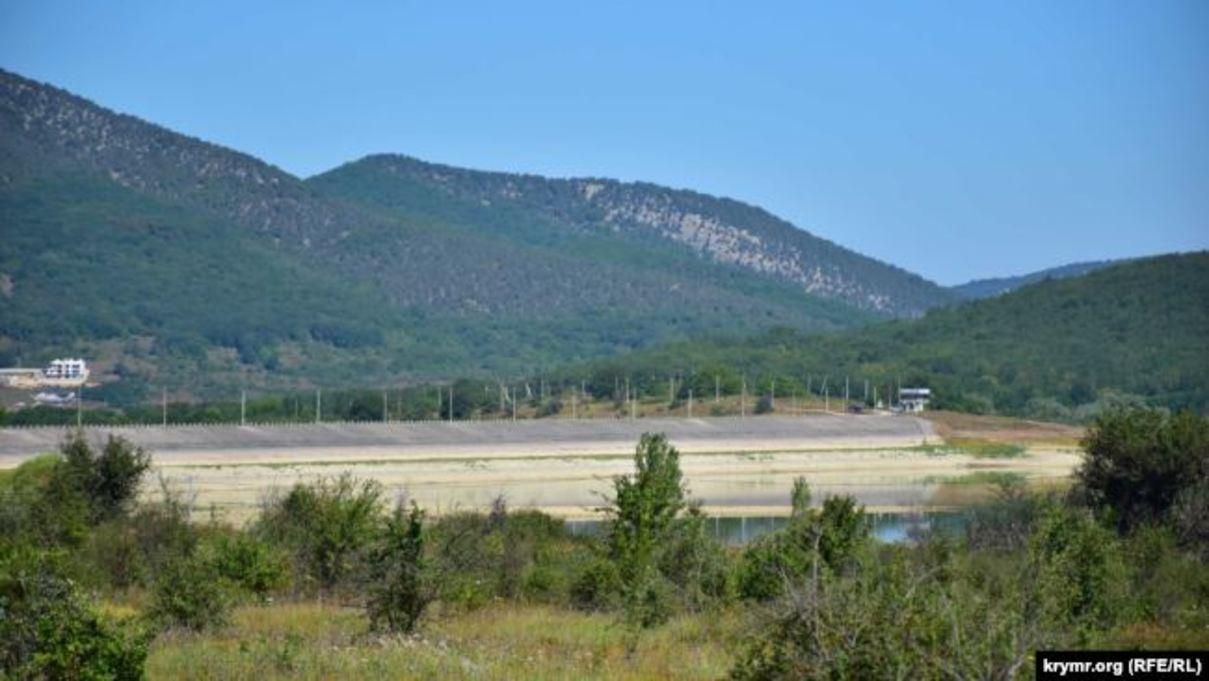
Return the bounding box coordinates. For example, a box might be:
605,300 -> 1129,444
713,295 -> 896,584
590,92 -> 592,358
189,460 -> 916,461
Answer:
3,408 -> 1207,678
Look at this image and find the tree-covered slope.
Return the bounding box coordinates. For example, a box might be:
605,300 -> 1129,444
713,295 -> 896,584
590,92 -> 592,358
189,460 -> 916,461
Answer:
309,154 -> 955,316
561,253 -> 1209,417
0,69 -> 897,395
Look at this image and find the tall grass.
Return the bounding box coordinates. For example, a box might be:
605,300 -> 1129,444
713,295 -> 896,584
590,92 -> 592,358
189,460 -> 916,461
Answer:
145,602 -> 744,680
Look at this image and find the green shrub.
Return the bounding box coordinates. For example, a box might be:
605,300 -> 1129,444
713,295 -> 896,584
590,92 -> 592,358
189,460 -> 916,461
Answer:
570,558 -> 622,612
963,477 -> 1039,551
133,486 -> 200,576
83,520 -> 144,590
731,547 -> 1034,680
738,486 -> 870,602
366,504 -> 430,633
256,474 -> 383,592
426,505 -> 581,608
657,508 -> 733,610
754,395 -> 774,414
206,532 -> 290,598
522,564 -> 563,600
1027,501 -> 1129,640
1122,525 -> 1209,626
1074,409 -> 1209,531
1172,473 -> 1209,555
790,477 -> 811,517
0,550 -> 151,678
148,554 -> 231,632
0,453 -> 91,549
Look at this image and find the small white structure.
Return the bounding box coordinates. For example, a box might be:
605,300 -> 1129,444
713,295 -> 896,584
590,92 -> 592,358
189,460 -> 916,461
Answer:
34,391 -> 76,407
44,359 -> 88,381
898,387 -> 931,412
0,358 -> 90,388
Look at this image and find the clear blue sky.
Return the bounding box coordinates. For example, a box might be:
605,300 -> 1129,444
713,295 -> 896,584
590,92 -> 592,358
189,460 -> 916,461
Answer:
2,1 -> 1206,285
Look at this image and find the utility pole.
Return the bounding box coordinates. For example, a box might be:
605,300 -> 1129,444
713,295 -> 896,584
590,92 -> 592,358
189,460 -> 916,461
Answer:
825,386 -> 830,413
448,385 -> 454,423
864,379 -> 869,403
771,377 -> 776,409
688,389 -> 693,418
669,376 -> 674,405
382,389 -> 388,423
162,388 -> 167,427
741,375 -> 747,418
630,387 -> 636,420
715,375 -> 720,403
315,389 -> 321,424
844,377 -> 849,406
240,390 -> 246,426
807,375 -> 812,396
512,387 -> 517,422
572,387 -> 577,419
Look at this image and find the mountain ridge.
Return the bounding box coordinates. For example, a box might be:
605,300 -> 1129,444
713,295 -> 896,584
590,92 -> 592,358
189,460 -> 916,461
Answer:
310,153 -> 953,316
0,67 -> 939,396
950,259 -> 1124,299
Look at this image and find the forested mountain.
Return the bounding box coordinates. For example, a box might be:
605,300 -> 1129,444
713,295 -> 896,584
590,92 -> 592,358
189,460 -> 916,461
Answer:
950,259 -> 1123,299
561,254 -> 1209,418
309,155 -> 953,315
0,69 -> 950,397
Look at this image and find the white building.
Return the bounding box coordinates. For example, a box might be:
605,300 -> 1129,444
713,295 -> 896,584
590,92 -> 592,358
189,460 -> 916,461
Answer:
898,387 -> 931,412
43,358 -> 87,380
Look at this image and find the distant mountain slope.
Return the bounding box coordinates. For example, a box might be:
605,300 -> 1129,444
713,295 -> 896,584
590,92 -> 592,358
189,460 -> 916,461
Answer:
1,68 -> 936,396
950,259 -> 1122,299
309,155 -> 955,316
562,253 -> 1209,417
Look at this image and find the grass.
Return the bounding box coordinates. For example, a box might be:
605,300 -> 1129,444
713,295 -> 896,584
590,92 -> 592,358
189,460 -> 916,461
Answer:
923,410 -> 1083,447
925,471 -> 1030,506
923,471 -> 1027,487
145,602 -> 746,680
915,438 -> 1027,459
914,442 -> 1020,457
948,438 -> 1027,458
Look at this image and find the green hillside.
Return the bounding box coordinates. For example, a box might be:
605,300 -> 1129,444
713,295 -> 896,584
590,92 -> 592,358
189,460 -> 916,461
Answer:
1,69 -> 939,396
309,154 -> 954,316
557,253 -> 1209,418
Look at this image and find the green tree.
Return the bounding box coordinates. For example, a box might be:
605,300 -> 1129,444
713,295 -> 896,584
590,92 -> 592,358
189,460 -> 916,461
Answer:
58,432 -> 151,523
366,503 -> 430,633
1074,409 -> 1209,531
605,433 -> 688,630
256,474 -> 383,592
